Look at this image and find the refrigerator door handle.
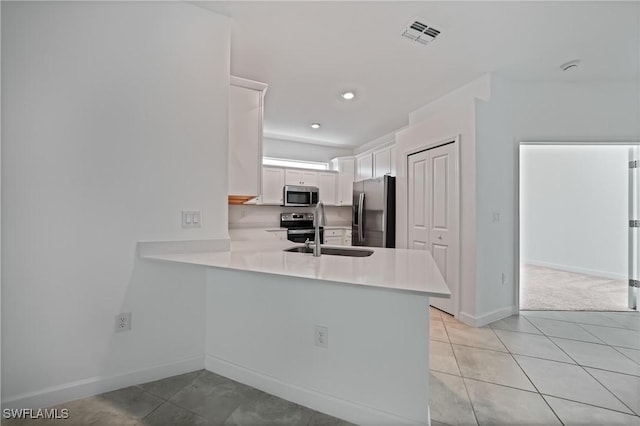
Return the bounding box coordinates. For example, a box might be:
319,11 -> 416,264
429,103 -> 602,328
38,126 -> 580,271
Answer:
358,193 -> 365,242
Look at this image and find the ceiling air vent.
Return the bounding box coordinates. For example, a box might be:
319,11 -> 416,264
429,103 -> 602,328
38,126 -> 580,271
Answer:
402,19 -> 441,45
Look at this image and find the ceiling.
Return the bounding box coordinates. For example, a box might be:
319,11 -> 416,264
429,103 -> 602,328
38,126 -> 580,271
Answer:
195,1 -> 640,148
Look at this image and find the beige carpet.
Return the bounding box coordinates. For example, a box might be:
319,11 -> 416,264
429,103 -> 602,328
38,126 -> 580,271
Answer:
520,264 -> 633,311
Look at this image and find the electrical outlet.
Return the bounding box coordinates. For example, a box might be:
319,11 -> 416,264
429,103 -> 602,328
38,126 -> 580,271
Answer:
182,210 -> 201,228
315,325 -> 328,348
115,312 -> 132,332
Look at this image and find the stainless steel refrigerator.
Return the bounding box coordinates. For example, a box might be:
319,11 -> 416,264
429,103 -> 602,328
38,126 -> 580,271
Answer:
352,176 -> 396,247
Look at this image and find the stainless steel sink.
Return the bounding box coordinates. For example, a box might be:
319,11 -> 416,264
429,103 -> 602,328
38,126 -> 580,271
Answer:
284,246 -> 374,257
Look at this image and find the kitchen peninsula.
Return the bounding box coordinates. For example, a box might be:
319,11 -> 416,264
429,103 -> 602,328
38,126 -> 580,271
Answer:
139,233 -> 450,425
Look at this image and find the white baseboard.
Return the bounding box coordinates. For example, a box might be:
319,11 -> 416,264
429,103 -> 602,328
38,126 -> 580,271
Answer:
458,305 -> 517,327
205,355 -> 427,426
1,355 -> 205,410
523,259 -> 626,281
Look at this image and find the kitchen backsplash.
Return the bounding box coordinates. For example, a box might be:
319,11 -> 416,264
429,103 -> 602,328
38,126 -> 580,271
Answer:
229,204 -> 352,229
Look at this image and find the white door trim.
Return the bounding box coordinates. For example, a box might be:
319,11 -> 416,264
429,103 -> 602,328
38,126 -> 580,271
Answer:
405,135 -> 460,318
516,141 -> 640,314
629,145 -> 639,310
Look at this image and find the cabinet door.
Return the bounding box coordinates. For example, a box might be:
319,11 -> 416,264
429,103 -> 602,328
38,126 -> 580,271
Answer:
317,172 -> 337,205
356,153 -> 373,181
301,171 -> 318,187
285,169 -> 318,186
324,236 -> 343,246
262,167 -> 285,205
284,169 -> 303,186
373,148 -> 391,177
337,158 -> 355,206
228,85 -> 262,196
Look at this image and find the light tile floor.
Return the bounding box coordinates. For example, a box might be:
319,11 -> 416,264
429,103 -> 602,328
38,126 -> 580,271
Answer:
5,309 -> 639,425
429,308 -> 640,426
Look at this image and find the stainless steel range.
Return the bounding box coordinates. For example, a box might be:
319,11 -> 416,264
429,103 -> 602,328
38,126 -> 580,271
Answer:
280,213 -> 324,243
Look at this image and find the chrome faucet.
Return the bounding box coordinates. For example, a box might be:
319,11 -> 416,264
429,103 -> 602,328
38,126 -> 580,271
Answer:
313,201 -> 326,257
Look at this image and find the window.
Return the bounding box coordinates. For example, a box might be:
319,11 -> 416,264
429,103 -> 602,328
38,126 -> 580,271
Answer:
263,157 -> 328,170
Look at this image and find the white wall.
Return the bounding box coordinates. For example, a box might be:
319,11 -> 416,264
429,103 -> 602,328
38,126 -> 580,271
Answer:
229,205 -> 351,229
520,145 -> 629,279
475,76 -> 640,318
352,131 -> 396,156
263,137 -> 353,163
2,1 -> 230,406
396,75 -> 490,323
398,74 -> 639,325
205,268 -> 430,424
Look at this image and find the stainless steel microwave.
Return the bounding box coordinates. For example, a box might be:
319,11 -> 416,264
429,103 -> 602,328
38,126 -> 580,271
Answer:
283,185 -> 319,207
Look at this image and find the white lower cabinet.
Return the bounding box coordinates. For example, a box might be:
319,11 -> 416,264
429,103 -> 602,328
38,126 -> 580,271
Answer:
323,228 -> 349,245
343,229 -> 352,246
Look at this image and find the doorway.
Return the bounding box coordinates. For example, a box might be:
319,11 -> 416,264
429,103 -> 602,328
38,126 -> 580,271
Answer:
407,139 -> 460,316
518,143 -> 639,311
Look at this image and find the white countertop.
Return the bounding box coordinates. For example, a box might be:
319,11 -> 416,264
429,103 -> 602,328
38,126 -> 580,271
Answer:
140,234 -> 451,298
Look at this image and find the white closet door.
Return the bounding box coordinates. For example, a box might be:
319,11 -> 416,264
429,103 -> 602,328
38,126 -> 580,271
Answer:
408,142 -> 459,316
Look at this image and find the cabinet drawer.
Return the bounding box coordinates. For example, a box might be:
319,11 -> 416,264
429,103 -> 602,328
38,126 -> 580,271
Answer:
324,229 -> 343,237
324,236 -> 343,245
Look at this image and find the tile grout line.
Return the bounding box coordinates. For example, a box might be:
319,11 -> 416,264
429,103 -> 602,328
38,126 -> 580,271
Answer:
164,370 -> 213,420
539,393 -> 640,418
509,318 -> 640,418
520,313 -> 546,335
611,346 -> 640,366
574,322 -> 609,345
494,325 -> 572,425
526,329 -> 640,399
440,316 -> 480,426
522,311 -> 639,332
140,370 -> 209,421
580,358 -> 640,416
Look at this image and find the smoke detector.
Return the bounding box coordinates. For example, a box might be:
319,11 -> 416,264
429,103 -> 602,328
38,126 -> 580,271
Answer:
402,18 -> 441,45
560,59 -> 580,72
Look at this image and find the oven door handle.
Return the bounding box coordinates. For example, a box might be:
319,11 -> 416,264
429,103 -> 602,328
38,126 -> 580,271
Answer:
287,229 -> 315,235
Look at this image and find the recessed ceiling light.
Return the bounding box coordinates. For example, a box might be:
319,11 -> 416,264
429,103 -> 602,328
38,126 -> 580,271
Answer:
310,123 -> 321,129
341,91 -> 355,100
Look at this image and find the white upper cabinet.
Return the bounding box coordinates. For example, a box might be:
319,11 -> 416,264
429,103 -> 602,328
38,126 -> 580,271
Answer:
285,169 -> 318,187
228,76 -> 268,199
317,172 -> 337,205
373,147 -> 391,177
261,167 -> 285,205
331,157 -> 355,206
357,144 -> 396,180
356,153 -> 373,181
